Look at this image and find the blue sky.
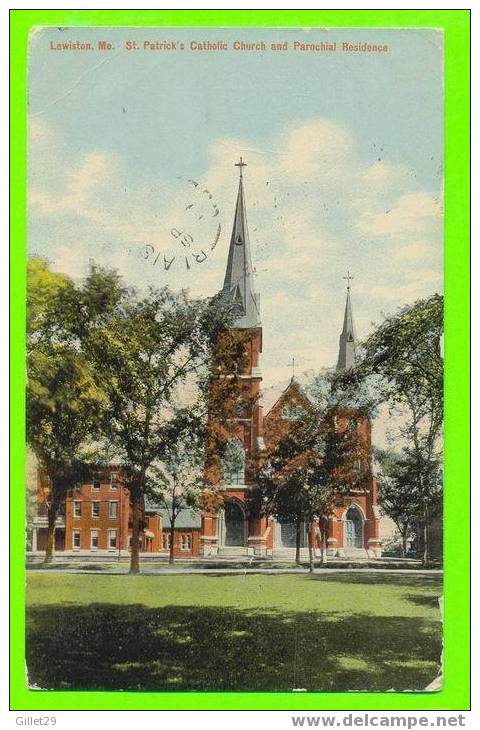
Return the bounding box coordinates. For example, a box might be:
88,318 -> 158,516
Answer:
28,26 -> 443,415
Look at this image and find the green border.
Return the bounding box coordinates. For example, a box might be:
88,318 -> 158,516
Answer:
10,8 -> 470,712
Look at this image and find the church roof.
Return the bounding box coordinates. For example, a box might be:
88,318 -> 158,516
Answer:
262,376 -> 316,417
144,497 -> 202,528
336,286 -> 357,371
158,508 -> 201,529
221,159 -> 261,329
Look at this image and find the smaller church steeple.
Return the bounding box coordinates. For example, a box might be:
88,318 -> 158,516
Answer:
222,158 -> 261,329
336,272 -> 357,371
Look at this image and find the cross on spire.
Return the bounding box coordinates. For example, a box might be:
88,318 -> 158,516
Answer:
235,157 -> 247,179
343,271 -> 354,290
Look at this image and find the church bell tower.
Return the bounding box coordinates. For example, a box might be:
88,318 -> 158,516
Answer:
326,275 -> 383,557
201,159 -> 268,557
219,157 -> 264,465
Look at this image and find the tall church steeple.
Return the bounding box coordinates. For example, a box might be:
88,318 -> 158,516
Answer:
336,272 -> 357,371
222,158 -> 261,329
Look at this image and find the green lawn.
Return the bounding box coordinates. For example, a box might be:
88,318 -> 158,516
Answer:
26,572 -> 443,693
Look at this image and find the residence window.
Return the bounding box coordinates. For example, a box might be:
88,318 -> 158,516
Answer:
108,501 -> 118,519
110,472 -> 119,490
162,533 -> 171,550
92,474 -> 101,491
72,529 -> 81,549
108,529 -> 117,550
180,534 -> 191,551
90,529 -> 99,550
73,501 -> 82,518
92,501 -> 100,518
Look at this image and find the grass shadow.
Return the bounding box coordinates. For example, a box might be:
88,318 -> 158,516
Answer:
26,602 -> 441,692
309,573 -> 442,589
404,593 -> 441,609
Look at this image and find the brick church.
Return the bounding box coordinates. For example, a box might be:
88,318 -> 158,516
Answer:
199,158 -> 382,559
29,160 -> 382,560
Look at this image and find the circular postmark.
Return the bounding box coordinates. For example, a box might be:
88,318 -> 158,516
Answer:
141,176 -> 222,274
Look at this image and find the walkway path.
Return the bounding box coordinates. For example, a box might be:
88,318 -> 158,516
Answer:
27,565 -> 442,576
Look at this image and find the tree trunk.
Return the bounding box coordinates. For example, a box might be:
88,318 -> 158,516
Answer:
401,533 -> 408,558
319,534 -> 325,566
319,517 -> 327,566
422,521 -> 428,566
169,517 -> 175,564
319,526 -> 326,566
422,503 -> 430,567
426,506 -> 430,564
295,515 -> 302,565
307,523 -> 314,573
422,508 -> 430,566
44,503 -> 57,564
129,488 -> 143,575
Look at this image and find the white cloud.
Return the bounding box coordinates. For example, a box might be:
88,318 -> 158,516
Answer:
356,190 -> 443,237
28,117 -> 51,143
28,116 -> 443,392
29,150 -> 117,219
278,119 -> 353,181
394,240 -> 432,262
367,268 -> 442,303
360,160 -> 410,189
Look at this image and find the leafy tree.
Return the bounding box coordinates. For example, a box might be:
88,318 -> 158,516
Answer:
26,258 -> 242,569
375,449 -> 418,556
402,448 -> 442,562
340,294 -> 443,564
25,448 -> 39,551
26,258 -> 109,562
377,447 -> 442,561
85,282 -> 232,574
149,407 -> 209,564
255,405 -> 367,570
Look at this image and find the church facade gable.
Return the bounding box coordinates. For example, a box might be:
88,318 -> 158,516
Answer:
263,379 -> 314,451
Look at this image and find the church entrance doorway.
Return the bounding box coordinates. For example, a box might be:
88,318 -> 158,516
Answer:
223,501 -> 246,547
345,507 -> 363,548
278,520 -> 305,548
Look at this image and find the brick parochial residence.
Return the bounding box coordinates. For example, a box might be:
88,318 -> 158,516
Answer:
29,160 -> 383,560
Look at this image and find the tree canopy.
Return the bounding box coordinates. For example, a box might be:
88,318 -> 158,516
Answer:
77,271 -> 235,572
255,398 -> 367,567
26,258 -> 109,561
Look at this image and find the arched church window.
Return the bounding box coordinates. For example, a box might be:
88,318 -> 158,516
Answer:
348,419 -> 357,434
282,401 -> 305,421
221,437 -> 246,485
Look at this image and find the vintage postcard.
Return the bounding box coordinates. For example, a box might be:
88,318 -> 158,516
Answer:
25,24 -> 445,695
